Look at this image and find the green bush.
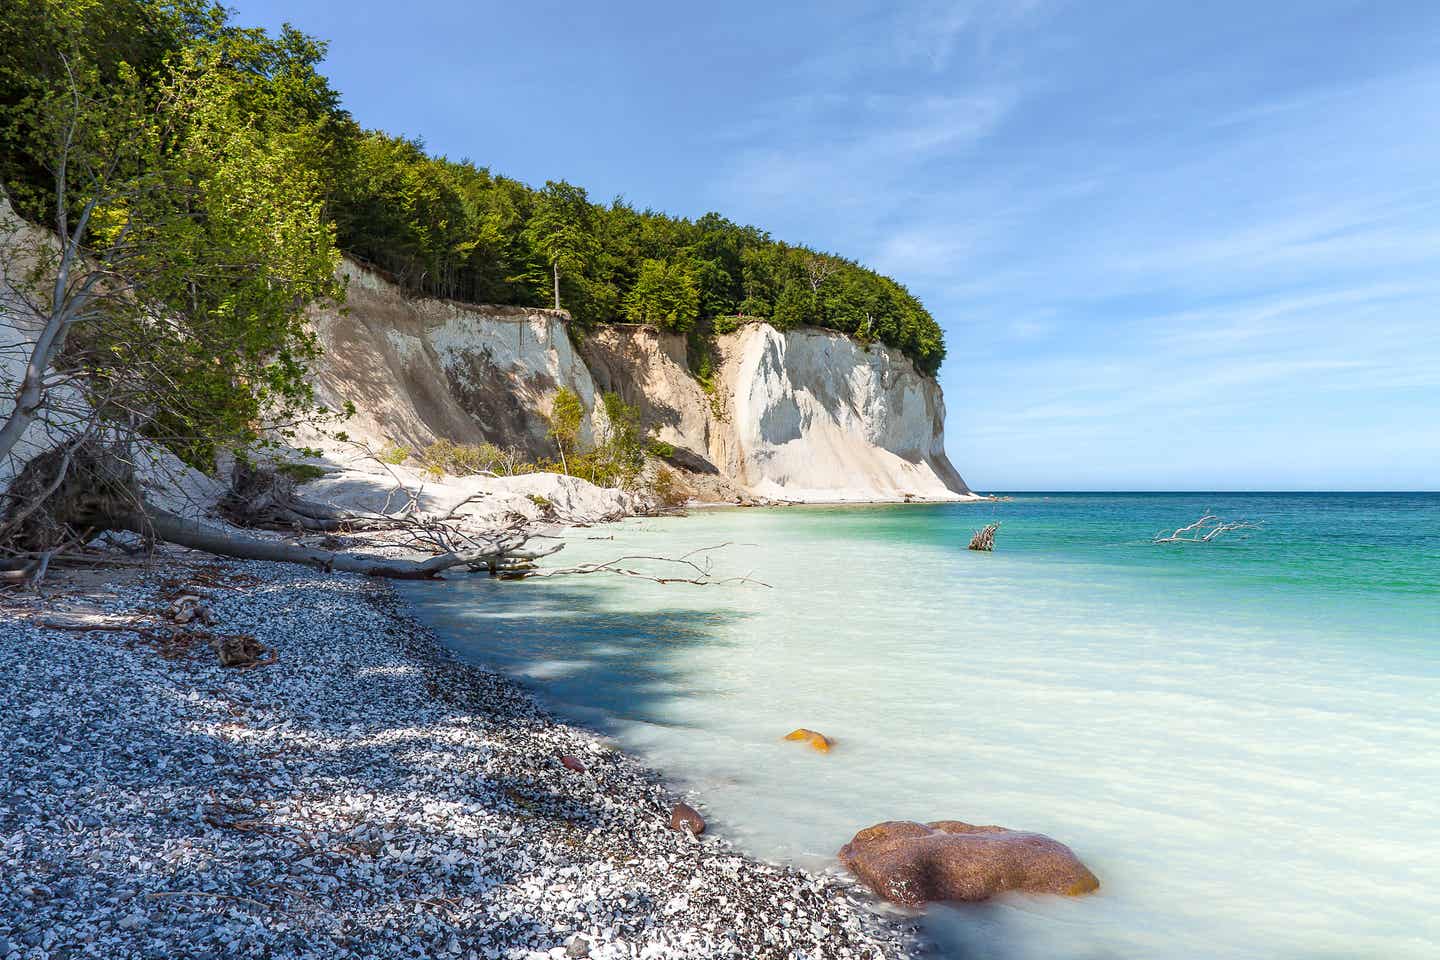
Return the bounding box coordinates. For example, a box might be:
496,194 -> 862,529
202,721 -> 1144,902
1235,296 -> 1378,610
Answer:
649,467 -> 687,509
377,442 -> 409,466
417,438 -> 519,476
274,462 -> 327,483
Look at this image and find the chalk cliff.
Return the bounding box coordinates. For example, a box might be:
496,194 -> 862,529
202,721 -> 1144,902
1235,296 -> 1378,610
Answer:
308,260 -> 972,502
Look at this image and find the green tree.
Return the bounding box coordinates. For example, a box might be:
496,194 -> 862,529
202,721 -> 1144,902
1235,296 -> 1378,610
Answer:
546,386 -> 584,474
522,180 -> 597,310
596,391 -> 645,488
770,281 -> 812,331
622,258 -> 701,333
0,4 -> 341,470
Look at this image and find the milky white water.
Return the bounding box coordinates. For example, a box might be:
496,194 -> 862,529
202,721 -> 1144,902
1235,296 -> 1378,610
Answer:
398,494 -> 1440,958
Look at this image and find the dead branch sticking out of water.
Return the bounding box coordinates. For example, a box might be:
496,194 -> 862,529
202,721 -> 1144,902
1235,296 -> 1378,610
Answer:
968,522 -> 999,551
1153,514 -> 1262,544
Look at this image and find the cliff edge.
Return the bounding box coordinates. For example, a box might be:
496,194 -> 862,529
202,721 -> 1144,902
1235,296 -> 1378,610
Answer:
308,260 -> 973,503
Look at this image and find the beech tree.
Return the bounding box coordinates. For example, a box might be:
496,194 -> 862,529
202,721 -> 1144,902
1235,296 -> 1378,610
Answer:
622,258 -> 700,332
522,180 -> 597,310
2,23 -> 341,461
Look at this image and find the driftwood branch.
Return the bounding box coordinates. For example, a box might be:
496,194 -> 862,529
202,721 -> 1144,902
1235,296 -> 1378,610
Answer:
514,544 -> 770,587
33,610 -> 144,632
507,543 -> 766,586
1153,514 -> 1262,543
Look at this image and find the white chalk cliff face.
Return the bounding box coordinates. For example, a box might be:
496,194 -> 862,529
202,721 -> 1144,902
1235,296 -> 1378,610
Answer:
719,325 -> 969,501
309,260 -> 972,502
307,261 -> 605,453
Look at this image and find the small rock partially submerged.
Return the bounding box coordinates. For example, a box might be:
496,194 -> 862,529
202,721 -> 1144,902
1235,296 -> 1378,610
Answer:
838,820 -> 1099,906
784,728 -> 833,752
669,801 -> 705,835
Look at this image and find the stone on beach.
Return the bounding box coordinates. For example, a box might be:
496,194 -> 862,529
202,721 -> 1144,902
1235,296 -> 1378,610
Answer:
558,753 -> 587,772
670,801 -> 706,835
837,820 -> 1099,906
784,728 -> 833,752
212,633 -> 272,668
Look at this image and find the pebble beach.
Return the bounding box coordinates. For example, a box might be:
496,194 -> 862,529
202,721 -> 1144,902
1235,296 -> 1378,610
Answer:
0,558 -> 917,960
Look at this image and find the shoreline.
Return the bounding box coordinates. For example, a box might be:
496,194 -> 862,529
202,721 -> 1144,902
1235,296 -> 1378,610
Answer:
1,554 -> 919,960
684,493 -> 990,510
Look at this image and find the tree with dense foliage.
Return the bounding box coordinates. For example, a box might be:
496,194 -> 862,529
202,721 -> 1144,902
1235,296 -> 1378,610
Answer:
622,259 -> 701,332
521,181 -> 598,311
595,391 -> 646,488
546,386 -> 584,475
0,0 -> 341,475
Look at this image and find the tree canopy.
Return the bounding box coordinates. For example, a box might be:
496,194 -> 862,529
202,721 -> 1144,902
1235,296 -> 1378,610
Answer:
1,0 -> 341,470
1,1 -> 948,379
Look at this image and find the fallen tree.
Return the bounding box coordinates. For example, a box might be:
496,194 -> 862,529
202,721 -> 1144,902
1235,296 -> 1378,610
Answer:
3,440 -> 763,589
2,441 -> 562,580
217,461 -> 360,532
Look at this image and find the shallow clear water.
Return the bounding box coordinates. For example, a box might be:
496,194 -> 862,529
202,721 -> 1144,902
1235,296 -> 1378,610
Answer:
398,493 -> 1440,959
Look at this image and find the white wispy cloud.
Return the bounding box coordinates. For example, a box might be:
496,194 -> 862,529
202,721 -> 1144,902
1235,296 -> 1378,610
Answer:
892,0 -> 1050,72
723,88 -> 1018,214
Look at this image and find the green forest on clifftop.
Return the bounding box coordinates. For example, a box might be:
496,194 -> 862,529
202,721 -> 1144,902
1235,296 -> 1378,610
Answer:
1,0 -> 946,375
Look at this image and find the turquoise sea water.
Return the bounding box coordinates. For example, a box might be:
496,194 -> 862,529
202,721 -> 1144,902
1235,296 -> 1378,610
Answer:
398,493 -> 1440,959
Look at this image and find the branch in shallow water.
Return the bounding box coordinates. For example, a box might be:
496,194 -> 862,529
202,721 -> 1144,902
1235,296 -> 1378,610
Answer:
513,543 -> 771,587
1153,514 -> 1262,543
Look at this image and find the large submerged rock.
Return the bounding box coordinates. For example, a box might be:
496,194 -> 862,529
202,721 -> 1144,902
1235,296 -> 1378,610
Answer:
838,820 -> 1099,907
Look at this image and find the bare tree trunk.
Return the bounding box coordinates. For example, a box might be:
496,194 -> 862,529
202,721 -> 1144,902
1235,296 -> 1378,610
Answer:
110,505 -> 561,579
552,260 -> 561,310
0,202 -> 100,466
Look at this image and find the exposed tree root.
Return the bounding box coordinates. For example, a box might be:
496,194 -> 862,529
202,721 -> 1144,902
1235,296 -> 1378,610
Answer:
968,522 -> 999,551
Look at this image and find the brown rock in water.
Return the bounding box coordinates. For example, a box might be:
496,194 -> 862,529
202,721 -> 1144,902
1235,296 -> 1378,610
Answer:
558,754 -> 586,773
783,728 -> 833,753
838,820 -> 1099,906
670,801 -> 706,835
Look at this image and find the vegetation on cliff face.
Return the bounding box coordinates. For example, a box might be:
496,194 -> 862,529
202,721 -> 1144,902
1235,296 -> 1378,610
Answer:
1,1 -> 947,379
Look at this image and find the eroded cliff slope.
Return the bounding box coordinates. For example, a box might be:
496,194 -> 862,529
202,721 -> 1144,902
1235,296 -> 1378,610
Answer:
309,261 -> 972,502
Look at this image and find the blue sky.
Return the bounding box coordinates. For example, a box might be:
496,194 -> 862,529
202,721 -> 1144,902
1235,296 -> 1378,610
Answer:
233,0 -> 1440,490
